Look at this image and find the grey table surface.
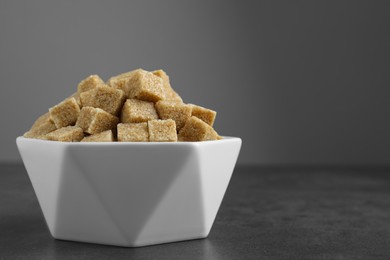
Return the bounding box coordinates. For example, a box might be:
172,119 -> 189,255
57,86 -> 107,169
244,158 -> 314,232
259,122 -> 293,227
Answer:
1,164 -> 390,260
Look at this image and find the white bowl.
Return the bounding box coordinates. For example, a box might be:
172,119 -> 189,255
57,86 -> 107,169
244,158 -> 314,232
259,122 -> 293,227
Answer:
16,136 -> 241,247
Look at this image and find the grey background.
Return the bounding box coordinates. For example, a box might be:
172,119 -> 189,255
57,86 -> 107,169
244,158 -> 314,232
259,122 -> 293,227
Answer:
1,0 -> 390,165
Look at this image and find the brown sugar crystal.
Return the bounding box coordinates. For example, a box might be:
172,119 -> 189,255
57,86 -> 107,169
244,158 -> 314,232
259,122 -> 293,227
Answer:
81,130 -> 114,142
117,122 -> 149,142
46,126 -> 84,142
189,104 -> 216,126
153,70 -> 183,102
127,70 -> 165,102
178,116 -> 221,142
23,112 -> 57,139
76,107 -> 119,135
121,99 -> 158,123
155,101 -> 192,131
77,75 -> 104,94
148,119 -> 177,142
80,84 -> 126,115
49,97 -> 80,128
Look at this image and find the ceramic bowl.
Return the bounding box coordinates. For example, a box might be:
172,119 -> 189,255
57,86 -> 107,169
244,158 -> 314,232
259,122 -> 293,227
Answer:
16,136 -> 241,247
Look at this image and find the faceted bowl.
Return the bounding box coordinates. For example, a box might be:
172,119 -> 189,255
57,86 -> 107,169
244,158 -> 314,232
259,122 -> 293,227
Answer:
16,136 -> 241,247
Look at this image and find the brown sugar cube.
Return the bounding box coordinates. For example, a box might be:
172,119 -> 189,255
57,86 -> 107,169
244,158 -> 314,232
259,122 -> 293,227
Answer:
23,112 -> 57,139
79,89 -> 93,106
49,97 -> 80,128
153,70 -> 183,102
148,119 -> 177,142
127,70 -> 165,102
46,126 -> 84,142
189,104 -> 216,126
69,92 -> 82,106
80,84 -> 126,115
178,116 -> 221,142
107,69 -> 143,98
155,101 -> 192,131
77,75 -> 104,94
76,107 -> 119,135
117,123 -> 149,142
30,112 -> 51,129
81,130 -> 114,142
121,99 -> 158,123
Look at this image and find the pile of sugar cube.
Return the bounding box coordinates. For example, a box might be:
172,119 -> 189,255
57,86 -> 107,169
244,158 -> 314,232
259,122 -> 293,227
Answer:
23,69 -> 221,142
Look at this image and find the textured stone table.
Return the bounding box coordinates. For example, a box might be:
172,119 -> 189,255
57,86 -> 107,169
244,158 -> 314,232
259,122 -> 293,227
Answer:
1,164 -> 390,259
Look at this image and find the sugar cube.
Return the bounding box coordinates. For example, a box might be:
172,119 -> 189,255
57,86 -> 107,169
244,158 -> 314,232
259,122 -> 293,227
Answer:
178,116 -> 220,141
155,101 -> 192,131
107,69 -> 142,98
153,70 -> 183,102
127,70 -> 165,102
23,112 -> 57,139
117,122 -> 149,142
121,99 -> 158,123
49,97 -> 80,128
80,84 -> 126,115
81,130 -> 114,142
77,75 -> 104,94
46,126 -> 84,142
76,107 -> 119,134
189,104 -> 216,126
148,119 -> 177,142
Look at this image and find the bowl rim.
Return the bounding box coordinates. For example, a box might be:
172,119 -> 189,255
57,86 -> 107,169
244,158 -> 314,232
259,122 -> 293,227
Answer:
16,136 -> 241,146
